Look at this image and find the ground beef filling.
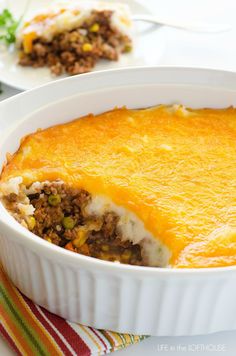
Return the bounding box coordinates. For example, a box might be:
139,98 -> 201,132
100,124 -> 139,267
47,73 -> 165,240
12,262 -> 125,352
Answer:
6,182 -> 144,266
19,10 -> 132,76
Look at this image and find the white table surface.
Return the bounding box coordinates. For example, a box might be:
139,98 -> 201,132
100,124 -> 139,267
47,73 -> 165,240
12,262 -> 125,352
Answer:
1,0 -> 236,354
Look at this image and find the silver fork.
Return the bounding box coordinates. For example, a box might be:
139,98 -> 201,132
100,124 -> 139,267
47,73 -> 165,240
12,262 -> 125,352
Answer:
132,14 -> 231,33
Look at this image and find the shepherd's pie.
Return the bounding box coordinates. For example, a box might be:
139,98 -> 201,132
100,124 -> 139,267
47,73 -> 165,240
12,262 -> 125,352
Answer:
1,105 -> 236,268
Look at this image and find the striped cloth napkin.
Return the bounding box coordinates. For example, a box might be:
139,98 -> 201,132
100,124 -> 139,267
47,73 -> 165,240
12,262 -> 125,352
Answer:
0,267 -> 147,355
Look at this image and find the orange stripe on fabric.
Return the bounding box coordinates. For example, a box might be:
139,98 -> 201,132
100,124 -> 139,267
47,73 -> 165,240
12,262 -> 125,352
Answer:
0,268 -> 62,355
28,302 -> 74,356
0,305 -> 33,355
109,330 -> 125,347
100,330 -> 116,350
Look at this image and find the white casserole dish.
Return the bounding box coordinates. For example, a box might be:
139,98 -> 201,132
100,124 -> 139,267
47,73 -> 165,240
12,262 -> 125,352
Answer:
1,67 -> 236,336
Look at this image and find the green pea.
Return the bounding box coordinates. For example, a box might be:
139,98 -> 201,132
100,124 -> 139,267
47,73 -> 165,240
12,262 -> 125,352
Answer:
48,194 -> 61,206
62,216 -> 76,229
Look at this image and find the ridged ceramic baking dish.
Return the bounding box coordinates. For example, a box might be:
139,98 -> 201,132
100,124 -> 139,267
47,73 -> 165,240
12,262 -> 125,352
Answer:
1,67 -> 236,336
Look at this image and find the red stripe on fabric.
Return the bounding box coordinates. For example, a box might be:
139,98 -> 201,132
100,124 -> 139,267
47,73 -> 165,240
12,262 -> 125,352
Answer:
0,322 -> 21,355
88,327 -> 108,351
40,307 -> 91,356
22,295 -> 73,356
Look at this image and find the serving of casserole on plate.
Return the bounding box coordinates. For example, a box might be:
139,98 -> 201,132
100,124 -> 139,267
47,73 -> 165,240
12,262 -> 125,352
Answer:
0,0 -> 165,90
1,67 -> 236,336
17,1 -> 133,76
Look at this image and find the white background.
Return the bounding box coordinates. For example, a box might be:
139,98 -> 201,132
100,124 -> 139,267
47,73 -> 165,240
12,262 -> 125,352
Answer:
1,0 -> 236,354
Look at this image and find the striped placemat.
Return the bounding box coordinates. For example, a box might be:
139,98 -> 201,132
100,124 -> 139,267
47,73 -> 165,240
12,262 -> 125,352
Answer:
0,267 -> 147,355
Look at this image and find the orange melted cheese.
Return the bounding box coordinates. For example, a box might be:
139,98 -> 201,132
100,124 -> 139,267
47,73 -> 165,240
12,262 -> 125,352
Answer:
2,105 -> 236,268
22,10 -> 67,54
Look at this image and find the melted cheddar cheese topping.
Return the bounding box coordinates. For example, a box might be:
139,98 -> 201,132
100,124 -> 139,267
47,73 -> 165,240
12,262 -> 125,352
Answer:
2,105 -> 236,268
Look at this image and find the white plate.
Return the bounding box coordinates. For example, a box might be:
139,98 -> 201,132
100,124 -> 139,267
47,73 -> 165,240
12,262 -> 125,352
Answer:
0,0 -> 167,90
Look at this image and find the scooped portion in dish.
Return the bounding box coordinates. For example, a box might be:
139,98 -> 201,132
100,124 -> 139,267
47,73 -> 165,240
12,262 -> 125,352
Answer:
17,1 -> 133,76
1,105 -> 236,268
0,178 -> 168,266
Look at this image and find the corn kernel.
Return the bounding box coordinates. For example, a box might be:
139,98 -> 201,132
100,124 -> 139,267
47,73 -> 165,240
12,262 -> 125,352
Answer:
73,228 -> 88,248
101,244 -> 109,252
122,250 -> 132,261
89,23 -> 100,32
99,252 -> 111,261
124,44 -> 132,53
26,216 -> 36,230
82,43 -> 92,52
